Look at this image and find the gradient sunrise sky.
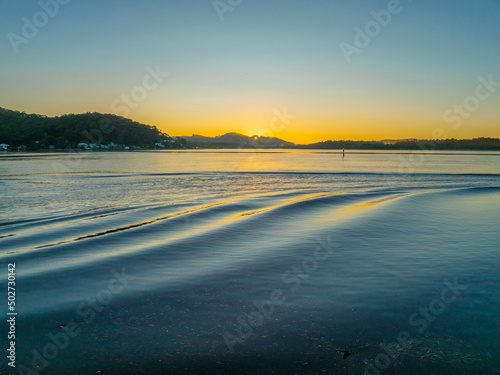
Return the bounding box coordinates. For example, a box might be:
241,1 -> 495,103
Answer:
1,0 -> 499,143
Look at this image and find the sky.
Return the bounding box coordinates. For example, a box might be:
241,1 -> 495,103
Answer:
1,0 -> 499,143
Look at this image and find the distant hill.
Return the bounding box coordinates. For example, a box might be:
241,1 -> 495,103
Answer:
296,140 -> 387,150
0,107 -> 186,150
182,132 -> 295,148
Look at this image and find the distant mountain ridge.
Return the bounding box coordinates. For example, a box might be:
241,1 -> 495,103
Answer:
182,132 -> 294,148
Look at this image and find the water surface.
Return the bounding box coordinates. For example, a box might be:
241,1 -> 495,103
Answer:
0,151 -> 499,374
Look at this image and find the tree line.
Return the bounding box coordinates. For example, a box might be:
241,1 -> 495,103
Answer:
295,138 -> 500,151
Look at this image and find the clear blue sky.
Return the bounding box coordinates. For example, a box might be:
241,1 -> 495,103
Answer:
1,0 -> 499,142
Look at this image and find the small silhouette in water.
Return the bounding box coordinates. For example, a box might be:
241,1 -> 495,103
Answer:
335,344 -> 371,360
342,145 -> 345,158
336,348 -> 351,359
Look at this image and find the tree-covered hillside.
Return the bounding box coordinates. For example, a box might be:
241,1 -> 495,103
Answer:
0,108 -> 186,150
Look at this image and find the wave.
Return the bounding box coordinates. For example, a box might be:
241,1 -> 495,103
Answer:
2,182 -> 499,375
2,185 -> 498,285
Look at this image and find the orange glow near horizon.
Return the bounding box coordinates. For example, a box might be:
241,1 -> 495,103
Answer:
5,96 -> 500,145
130,96 -> 500,144
4,100 -> 500,145
150,114 -> 500,144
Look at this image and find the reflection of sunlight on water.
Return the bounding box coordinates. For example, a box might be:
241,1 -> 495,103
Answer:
148,150 -> 500,174
237,192 -> 337,218
3,150 -> 500,176
333,192 -> 418,218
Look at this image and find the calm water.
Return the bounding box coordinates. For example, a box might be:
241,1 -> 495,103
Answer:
1,150 -> 499,375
